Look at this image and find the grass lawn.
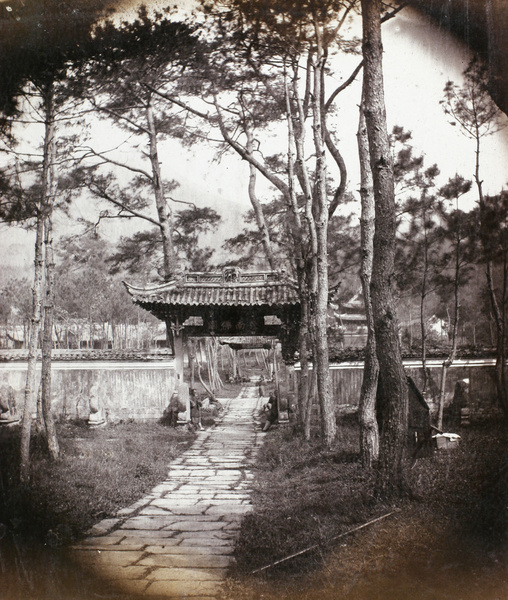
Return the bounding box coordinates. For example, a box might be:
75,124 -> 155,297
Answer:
0,418 -> 196,600
225,417 -> 508,600
1,420 -> 196,543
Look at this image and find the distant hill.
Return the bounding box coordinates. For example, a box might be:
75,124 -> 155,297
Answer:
0,236 -> 33,285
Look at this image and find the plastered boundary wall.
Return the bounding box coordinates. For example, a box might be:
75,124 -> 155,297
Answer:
291,358 -> 501,420
0,359 -> 177,422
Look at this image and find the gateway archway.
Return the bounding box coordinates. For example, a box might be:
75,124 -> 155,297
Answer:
124,268 -> 301,418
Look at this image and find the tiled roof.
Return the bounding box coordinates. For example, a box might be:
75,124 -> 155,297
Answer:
0,349 -> 174,362
124,270 -> 299,308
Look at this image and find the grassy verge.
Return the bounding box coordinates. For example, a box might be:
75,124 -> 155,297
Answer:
0,386 -> 245,600
0,419 -> 197,600
226,417 -> 508,600
0,420 -> 196,544
0,382 -> 242,546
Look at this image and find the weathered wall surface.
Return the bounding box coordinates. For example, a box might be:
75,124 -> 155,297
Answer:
0,359 -> 177,422
404,360 -> 499,421
292,359 -> 501,422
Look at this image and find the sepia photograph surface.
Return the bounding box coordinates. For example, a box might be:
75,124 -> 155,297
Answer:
1,1 -> 507,599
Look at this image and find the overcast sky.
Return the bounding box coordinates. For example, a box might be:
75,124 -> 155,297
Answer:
1,2 -> 507,279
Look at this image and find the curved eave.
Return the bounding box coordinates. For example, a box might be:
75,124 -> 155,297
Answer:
132,299 -> 301,309
124,281 -> 300,308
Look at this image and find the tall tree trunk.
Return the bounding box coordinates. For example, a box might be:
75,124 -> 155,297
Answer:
35,384 -> 45,435
437,200 -> 461,430
420,198 -> 429,392
361,0 -> 408,496
476,164 -> 508,416
284,71 -> 314,439
20,86 -> 60,481
357,104 -> 379,467
485,261 -> 508,414
146,98 -> 177,281
41,210 -> 59,460
246,128 -> 276,270
299,293 -> 312,440
39,83 -> 59,460
502,251 -> 508,417
311,19 -> 335,447
21,209 -> 45,483
147,99 -> 177,351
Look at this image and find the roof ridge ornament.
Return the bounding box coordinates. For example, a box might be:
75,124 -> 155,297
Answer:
223,266 -> 240,283
181,268 -> 288,286
123,268 -> 298,298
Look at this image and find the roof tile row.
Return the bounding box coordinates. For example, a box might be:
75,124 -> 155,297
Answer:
128,282 -> 299,307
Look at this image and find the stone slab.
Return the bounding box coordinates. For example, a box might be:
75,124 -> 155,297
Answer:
120,516 -> 177,530
152,496 -> 202,503
164,520 -> 227,532
201,496 -> 249,503
139,554 -> 232,569
116,507 -> 137,516
171,470 -> 217,477
168,506 -> 213,516
86,518 -> 120,536
144,578 -> 221,597
114,565 -> 151,579
147,506 -> 209,516
113,529 -> 180,539
205,505 -> 252,515
145,565 -> 228,580
70,549 -> 143,568
138,506 -> 173,516
144,545 -> 233,555
74,539 -> 146,552
74,536 -> 127,548
177,536 -> 235,547
117,536 -> 180,547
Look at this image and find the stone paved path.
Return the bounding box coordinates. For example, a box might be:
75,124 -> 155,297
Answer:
70,385 -> 264,599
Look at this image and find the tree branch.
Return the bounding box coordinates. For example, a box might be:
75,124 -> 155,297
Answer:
324,3 -> 407,113
143,83 -> 210,120
325,128 -> 347,218
78,147 -> 153,181
212,94 -> 291,198
168,195 -> 197,209
88,97 -> 151,136
89,184 -> 161,227
325,60 -> 363,113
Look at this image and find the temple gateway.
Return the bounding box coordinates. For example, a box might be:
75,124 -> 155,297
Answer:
124,268 -> 301,416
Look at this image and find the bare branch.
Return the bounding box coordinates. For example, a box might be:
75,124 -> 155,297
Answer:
325,128 -> 347,218
88,97 -> 151,136
212,94 -> 291,198
143,83 -> 210,120
325,60 -> 363,113
78,146 -> 153,181
168,195 -> 197,209
89,184 -> 160,227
